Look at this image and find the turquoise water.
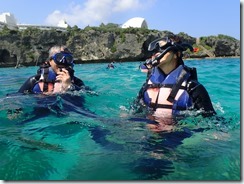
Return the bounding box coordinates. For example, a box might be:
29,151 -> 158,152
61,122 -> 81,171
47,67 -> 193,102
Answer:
0,58 -> 240,180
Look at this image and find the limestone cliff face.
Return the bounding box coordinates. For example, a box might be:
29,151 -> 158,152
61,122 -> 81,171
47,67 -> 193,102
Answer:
0,28 -> 240,67
202,36 -> 240,57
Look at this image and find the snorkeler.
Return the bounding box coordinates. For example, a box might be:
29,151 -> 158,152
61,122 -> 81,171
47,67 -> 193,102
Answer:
106,62 -> 116,69
134,35 -> 216,129
18,45 -> 86,94
11,45 -> 94,123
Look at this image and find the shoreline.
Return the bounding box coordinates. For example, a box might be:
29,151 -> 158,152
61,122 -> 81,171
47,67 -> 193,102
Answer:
0,56 -> 240,68
184,56 -> 240,61
79,56 -> 241,64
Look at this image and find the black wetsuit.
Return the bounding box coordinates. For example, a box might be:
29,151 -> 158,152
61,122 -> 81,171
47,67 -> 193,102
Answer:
18,69 -> 85,94
18,74 -> 85,94
187,80 -> 216,116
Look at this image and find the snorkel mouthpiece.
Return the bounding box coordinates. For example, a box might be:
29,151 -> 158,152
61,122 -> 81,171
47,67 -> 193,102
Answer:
148,46 -> 175,67
143,37 -> 174,67
144,45 -> 179,67
143,36 -> 194,67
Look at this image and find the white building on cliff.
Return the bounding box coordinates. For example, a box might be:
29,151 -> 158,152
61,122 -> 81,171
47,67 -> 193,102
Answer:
0,12 -> 68,31
121,17 -> 148,29
0,12 -> 18,30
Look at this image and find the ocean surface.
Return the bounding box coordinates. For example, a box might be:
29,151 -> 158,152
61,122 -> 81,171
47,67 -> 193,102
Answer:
0,58 -> 240,180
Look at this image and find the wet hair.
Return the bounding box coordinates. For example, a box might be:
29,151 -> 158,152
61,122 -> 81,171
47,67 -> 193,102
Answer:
167,34 -> 193,64
48,45 -> 72,58
168,34 -> 182,43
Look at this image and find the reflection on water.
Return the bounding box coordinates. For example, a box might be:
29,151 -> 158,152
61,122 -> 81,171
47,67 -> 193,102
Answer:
0,93 -> 240,180
0,59 -> 240,180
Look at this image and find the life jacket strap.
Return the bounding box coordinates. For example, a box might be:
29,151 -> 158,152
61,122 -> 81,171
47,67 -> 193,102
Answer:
36,66 -> 56,92
147,83 -> 173,88
167,68 -> 188,103
150,102 -> 187,110
150,103 -> 173,109
43,82 -> 48,92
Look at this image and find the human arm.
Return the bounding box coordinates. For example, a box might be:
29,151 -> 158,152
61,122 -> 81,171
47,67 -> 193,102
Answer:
65,76 -> 87,91
18,75 -> 40,94
187,80 -> 216,117
56,68 -> 86,92
54,68 -> 82,92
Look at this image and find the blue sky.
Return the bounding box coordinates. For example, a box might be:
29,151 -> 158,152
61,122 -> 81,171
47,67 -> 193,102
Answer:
0,0 -> 241,39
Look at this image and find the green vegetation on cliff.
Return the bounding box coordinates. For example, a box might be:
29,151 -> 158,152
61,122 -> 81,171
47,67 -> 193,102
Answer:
0,25 -> 240,67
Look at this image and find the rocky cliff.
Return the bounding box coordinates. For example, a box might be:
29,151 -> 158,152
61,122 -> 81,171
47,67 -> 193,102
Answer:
0,26 -> 240,67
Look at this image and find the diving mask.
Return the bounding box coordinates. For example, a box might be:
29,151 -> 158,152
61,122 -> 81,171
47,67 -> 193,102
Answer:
148,37 -> 173,52
145,37 -> 194,67
51,51 -> 74,67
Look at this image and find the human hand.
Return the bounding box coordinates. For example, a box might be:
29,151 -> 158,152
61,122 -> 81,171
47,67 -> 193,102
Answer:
56,68 -> 72,91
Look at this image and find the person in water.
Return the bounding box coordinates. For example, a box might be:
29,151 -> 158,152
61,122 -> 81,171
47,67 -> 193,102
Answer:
134,35 -> 216,130
107,61 -> 115,69
18,45 -> 86,94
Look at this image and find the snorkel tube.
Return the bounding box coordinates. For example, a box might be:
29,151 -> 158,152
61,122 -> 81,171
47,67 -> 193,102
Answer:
145,46 -> 177,67
142,37 -> 194,68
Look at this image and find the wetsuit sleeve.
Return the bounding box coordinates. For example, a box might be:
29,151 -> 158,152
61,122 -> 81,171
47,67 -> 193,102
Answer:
188,81 -> 216,117
73,76 -> 85,87
18,75 -> 39,94
72,76 -> 91,91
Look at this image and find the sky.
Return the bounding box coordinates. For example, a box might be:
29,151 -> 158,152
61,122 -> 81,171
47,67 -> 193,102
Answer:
0,0 -> 241,39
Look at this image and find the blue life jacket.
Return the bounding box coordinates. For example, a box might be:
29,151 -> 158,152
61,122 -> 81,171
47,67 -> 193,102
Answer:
142,65 -> 194,115
33,67 -> 56,93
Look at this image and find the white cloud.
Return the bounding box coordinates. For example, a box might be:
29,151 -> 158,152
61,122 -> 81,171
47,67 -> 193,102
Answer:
45,0 -> 153,28
112,0 -> 141,12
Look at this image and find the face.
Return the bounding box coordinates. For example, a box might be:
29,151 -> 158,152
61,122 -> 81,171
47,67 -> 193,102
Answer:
49,51 -> 74,73
152,50 -> 175,65
49,59 -> 65,73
